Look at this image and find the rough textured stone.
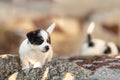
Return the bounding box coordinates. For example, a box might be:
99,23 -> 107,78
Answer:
1,54 -> 120,80
89,67 -> 120,80
0,54 -> 21,80
43,60 -> 92,80
65,55 -> 120,80
67,55 -> 120,70
17,60 -> 92,80
17,68 -> 44,80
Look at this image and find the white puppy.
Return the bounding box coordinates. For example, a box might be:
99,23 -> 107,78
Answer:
81,22 -> 120,56
19,23 -> 56,70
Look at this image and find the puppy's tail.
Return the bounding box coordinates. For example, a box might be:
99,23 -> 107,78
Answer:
87,22 -> 95,46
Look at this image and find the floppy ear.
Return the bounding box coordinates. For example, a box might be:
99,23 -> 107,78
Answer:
26,31 -> 35,44
46,23 -> 56,34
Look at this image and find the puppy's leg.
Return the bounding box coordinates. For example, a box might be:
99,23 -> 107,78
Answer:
20,56 -> 30,70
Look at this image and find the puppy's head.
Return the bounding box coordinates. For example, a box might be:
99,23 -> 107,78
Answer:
26,23 -> 56,53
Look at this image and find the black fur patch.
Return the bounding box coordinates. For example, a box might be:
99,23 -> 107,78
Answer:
27,29 -> 44,45
116,45 -> 120,53
104,45 -> 111,54
27,29 -> 51,45
87,34 -> 94,47
88,42 -> 94,47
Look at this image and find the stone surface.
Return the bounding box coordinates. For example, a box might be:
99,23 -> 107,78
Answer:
43,60 -> 92,80
63,55 -> 120,80
16,60 -> 92,80
0,54 -> 21,80
17,68 -> 44,80
67,55 -> 120,70
0,54 -> 120,80
89,67 -> 120,80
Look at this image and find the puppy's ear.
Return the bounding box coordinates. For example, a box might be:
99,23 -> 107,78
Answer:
46,23 -> 56,34
26,31 -> 35,44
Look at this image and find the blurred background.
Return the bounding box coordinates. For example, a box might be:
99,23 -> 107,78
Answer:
0,0 -> 119,57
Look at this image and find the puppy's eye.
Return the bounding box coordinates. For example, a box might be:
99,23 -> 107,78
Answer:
38,39 -> 44,44
34,37 -> 44,45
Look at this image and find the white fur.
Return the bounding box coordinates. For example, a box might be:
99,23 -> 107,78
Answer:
87,22 -> 95,34
19,23 -> 56,70
82,39 -> 106,56
47,23 -> 56,34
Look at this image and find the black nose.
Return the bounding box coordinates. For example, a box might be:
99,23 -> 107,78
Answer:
45,46 -> 49,51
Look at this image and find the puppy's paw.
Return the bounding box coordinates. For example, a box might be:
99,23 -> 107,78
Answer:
33,62 -> 42,68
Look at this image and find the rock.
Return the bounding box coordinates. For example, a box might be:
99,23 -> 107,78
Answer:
0,54 -> 21,80
16,68 -> 44,80
1,54 -> 120,80
66,55 -> 120,80
43,60 -> 92,80
17,60 -> 92,80
89,66 -> 120,80
68,55 -> 120,70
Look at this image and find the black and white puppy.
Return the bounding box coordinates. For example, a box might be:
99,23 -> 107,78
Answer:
81,22 -> 120,56
19,23 -> 56,70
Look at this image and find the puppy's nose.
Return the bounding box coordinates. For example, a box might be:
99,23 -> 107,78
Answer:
45,46 -> 49,51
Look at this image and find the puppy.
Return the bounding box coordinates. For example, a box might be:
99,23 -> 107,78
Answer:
19,23 -> 56,70
81,22 -> 120,56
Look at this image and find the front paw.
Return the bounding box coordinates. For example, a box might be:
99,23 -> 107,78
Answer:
33,62 -> 42,68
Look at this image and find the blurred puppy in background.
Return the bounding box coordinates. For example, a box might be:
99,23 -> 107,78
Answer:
81,22 -> 120,56
19,23 -> 56,70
